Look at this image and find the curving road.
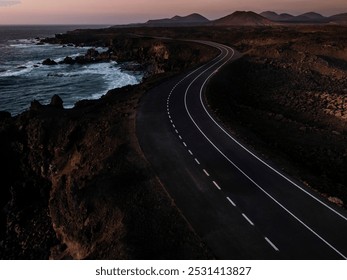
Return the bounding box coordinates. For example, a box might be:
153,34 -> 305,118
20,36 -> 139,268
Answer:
136,40 -> 347,259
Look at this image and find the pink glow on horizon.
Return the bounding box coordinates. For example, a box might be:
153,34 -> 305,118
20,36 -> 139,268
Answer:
0,0 -> 346,24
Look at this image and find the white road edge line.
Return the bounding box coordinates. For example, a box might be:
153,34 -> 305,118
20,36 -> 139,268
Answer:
226,197 -> 236,207
242,213 -> 255,226
166,51 -> 223,108
199,49 -> 347,224
183,42 -> 347,260
213,181 -> 221,190
265,237 -> 280,252
203,169 -> 210,177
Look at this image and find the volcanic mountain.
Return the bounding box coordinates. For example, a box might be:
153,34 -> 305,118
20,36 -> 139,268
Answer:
260,11 -> 294,21
329,13 -> 347,24
261,11 -> 334,23
294,12 -> 328,22
145,13 -> 210,26
213,11 -> 275,26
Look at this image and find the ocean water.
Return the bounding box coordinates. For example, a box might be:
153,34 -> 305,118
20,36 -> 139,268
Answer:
0,25 -> 143,116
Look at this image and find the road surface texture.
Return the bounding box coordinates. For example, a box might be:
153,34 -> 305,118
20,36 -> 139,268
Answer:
136,40 -> 347,259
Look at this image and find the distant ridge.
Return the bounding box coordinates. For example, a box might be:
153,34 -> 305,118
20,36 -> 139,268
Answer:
299,12 -> 325,20
294,12 -> 328,22
213,11 -> 275,26
114,11 -> 347,28
260,11 -> 294,21
144,13 -> 210,27
329,13 -> 347,24
261,11 -> 333,23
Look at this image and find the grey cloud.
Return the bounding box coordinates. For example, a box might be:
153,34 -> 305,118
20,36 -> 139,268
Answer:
0,1 -> 21,7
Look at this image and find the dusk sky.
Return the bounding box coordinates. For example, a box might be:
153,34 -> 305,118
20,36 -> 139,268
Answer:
0,0 -> 346,24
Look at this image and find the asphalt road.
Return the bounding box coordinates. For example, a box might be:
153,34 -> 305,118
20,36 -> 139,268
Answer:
136,40 -> 347,259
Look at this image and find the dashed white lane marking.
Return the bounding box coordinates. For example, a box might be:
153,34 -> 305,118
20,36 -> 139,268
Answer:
242,213 -> 255,226
167,50 -> 282,256
179,135 -> 182,140
183,45 -> 347,259
213,181 -> 221,190
226,197 -> 236,207
265,237 -> 280,252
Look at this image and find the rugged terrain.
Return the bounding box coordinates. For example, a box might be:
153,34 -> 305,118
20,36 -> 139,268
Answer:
124,25 -> 347,207
204,26 -> 347,207
1,24 -> 346,259
0,34 -> 217,259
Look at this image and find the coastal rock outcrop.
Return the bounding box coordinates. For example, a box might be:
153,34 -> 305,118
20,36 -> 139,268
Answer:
0,111 -> 11,120
0,33 -> 217,259
50,95 -> 63,109
42,33 -> 218,77
42,58 -> 58,66
62,56 -> 74,64
0,86 -> 213,260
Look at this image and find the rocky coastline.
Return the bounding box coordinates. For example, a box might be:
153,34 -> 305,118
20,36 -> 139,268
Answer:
41,30 -> 217,78
0,30 -> 217,259
1,25 -> 346,259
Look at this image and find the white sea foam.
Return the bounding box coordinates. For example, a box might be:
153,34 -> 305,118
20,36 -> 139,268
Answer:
81,62 -> 142,98
0,59 -> 39,77
0,66 -> 32,77
1,39 -> 142,113
9,40 -> 42,48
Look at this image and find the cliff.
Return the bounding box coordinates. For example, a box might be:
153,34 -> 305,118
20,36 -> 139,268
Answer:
0,31 -> 217,259
43,31 -> 217,77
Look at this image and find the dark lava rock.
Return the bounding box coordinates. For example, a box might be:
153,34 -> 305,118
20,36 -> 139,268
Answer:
50,95 -> 63,109
61,56 -> 75,65
75,55 -> 89,64
0,33 -> 220,259
120,62 -> 144,72
85,48 -> 99,59
0,111 -> 11,120
30,100 -> 43,111
42,58 -> 57,66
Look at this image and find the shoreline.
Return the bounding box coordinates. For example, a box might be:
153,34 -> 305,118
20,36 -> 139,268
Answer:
1,25 -> 346,259
0,35 -> 144,116
0,30 -> 218,259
